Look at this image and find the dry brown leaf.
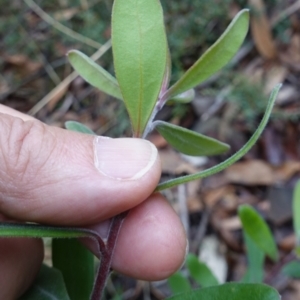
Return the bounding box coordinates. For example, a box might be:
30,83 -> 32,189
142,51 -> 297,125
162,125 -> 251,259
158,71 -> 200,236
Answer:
225,159 -> 274,185
4,54 -> 42,73
46,85 -> 69,111
204,186 -> 235,208
159,149 -> 200,175
225,160 -> 300,186
264,63 -> 287,94
148,132 -> 168,149
220,216 -> 242,231
278,234 -> 296,252
249,0 -> 277,60
273,161 -> 300,183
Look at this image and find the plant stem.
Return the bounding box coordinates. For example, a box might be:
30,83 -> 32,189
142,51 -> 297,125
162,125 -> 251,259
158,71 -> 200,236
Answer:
90,211 -> 128,300
155,83 -> 281,191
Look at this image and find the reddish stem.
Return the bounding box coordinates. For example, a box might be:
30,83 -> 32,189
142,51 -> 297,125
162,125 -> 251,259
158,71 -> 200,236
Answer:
90,211 -> 128,300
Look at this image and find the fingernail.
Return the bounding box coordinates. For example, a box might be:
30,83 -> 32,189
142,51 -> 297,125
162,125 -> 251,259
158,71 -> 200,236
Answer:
94,137 -> 157,180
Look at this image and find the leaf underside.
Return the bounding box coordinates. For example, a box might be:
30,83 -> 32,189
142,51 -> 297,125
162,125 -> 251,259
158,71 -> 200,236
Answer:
167,9 -> 250,99
65,121 -> 96,135
68,50 -> 122,100
112,0 -> 168,136
154,121 -> 230,156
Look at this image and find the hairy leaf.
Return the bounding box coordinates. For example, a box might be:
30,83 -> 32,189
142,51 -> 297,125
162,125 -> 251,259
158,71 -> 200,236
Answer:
166,283 -> 280,300
0,223 -> 90,239
186,254 -> 219,287
239,205 -> 278,261
154,121 -> 230,156
166,9 -> 249,99
65,121 -> 96,135
112,0 -> 167,136
19,264 -> 70,300
168,272 -> 191,295
68,50 -> 122,100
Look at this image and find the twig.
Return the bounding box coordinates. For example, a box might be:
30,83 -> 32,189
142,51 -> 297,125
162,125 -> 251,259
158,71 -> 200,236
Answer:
271,0 -> 300,26
24,0 -> 102,49
28,39 -> 112,116
0,58 -> 66,102
19,25 -> 61,85
190,206 -> 211,254
91,212 -> 128,300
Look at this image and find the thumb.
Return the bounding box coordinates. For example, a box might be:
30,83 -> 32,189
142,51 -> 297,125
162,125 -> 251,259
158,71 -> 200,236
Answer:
0,110 -> 161,225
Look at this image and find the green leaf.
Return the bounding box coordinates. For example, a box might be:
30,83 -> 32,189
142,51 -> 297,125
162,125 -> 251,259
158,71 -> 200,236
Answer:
167,89 -> 195,104
168,272 -> 191,295
238,205 -> 278,261
166,9 -> 249,99
65,121 -> 96,135
156,84 -> 281,192
68,50 -> 122,100
19,264 -> 70,300
0,222 -> 98,240
242,233 -> 265,283
293,180 -> 300,243
282,260 -> 300,278
112,0 -> 167,137
186,254 -> 219,287
166,283 -> 280,300
154,121 -> 230,156
52,239 -> 94,300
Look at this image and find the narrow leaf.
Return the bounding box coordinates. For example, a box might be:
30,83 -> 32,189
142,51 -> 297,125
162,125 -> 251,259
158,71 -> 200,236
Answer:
166,9 -> 249,99
112,0 -> 167,136
242,233 -> 265,283
65,121 -> 96,135
293,180 -> 300,243
154,121 -> 230,156
186,254 -> 219,287
168,272 -> 191,294
238,205 -> 278,261
20,264 -> 70,300
166,283 -> 280,300
156,84 -> 281,192
52,239 -> 94,300
0,222 -> 97,240
68,50 -> 122,100
282,260 -> 300,278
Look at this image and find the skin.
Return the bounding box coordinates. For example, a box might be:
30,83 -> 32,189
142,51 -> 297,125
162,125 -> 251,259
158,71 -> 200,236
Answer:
0,104 -> 187,298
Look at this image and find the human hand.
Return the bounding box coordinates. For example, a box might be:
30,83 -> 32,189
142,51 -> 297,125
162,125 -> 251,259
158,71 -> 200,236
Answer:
0,104 -> 187,299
